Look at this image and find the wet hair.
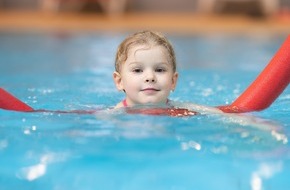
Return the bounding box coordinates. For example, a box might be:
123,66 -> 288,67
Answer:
115,30 -> 176,73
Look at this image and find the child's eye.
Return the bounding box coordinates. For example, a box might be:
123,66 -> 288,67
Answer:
132,68 -> 143,73
155,68 -> 166,72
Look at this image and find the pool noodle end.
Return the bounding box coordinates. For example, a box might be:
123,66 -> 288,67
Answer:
218,35 -> 290,113
0,88 -> 34,112
1,36 -> 289,114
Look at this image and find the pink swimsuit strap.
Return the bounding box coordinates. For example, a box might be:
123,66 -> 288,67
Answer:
122,99 -> 128,107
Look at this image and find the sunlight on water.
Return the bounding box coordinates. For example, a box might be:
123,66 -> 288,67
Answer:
0,32 -> 289,190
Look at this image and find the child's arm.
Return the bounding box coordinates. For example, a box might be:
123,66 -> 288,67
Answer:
1,36 -> 289,115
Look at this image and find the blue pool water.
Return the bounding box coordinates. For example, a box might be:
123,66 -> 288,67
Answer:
0,31 -> 289,190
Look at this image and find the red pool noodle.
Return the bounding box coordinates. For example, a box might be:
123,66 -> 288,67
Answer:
1,36 -> 289,115
0,88 -> 33,112
218,35 -> 290,113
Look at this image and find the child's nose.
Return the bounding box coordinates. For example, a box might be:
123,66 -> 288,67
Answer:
145,71 -> 156,83
146,78 -> 155,83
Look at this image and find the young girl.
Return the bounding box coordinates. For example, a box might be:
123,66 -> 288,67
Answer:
113,30 -> 179,108
1,32 -> 288,115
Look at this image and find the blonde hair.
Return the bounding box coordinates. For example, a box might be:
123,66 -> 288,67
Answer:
115,30 -> 176,73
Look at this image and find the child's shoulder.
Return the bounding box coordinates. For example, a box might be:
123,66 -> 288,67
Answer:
114,101 -> 124,109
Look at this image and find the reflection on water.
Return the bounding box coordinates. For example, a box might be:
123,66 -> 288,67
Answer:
0,32 -> 289,189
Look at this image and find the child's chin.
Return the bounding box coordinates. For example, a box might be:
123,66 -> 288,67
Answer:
141,101 -> 168,107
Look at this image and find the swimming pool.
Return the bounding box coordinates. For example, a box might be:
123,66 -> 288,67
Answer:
0,31 -> 289,190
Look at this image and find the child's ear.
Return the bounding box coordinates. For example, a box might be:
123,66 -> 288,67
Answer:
113,72 -> 124,91
171,72 -> 178,90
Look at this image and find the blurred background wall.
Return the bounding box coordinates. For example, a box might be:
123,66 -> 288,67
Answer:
0,0 -> 289,18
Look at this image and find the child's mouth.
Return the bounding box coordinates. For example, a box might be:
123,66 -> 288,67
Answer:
141,88 -> 160,94
141,88 -> 160,92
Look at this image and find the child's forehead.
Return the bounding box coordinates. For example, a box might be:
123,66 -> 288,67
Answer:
128,44 -> 168,56
125,45 -> 172,67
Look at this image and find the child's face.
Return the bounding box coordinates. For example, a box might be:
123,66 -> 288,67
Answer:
114,45 -> 178,106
